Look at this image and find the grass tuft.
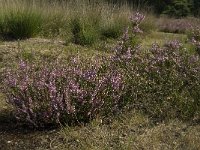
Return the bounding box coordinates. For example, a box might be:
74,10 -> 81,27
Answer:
0,9 -> 42,40
70,17 -> 99,46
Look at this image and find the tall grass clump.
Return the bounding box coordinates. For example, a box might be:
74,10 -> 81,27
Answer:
41,13 -> 68,38
139,14 -> 157,34
70,17 -> 99,46
99,3 -> 130,40
100,18 -> 127,39
69,1 -> 131,45
0,9 -> 42,39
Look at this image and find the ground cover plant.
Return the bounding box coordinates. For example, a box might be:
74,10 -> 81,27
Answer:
0,0 -> 200,149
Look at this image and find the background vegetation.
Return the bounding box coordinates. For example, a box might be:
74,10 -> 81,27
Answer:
107,0 -> 200,17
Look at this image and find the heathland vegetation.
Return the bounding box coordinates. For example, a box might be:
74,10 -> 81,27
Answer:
0,0 -> 200,149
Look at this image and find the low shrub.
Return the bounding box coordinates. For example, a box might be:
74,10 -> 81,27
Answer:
1,12 -> 144,127
110,13 -> 200,120
2,58 -> 124,127
0,9 -> 42,40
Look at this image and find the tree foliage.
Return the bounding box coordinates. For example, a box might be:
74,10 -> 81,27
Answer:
106,0 -> 199,17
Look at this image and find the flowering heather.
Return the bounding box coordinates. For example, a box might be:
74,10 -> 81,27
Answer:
158,17 -> 200,33
2,12 -> 200,127
2,58 -> 125,127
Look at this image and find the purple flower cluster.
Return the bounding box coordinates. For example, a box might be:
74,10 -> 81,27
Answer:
130,12 -> 145,34
2,55 -> 125,126
112,12 -> 144,63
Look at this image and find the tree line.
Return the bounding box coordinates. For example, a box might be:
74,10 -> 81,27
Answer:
107,0 -> 200,17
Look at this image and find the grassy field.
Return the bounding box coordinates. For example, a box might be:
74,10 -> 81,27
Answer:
0,0 -> 200,150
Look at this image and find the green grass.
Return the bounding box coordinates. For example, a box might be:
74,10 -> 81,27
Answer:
142,32 -> 187,49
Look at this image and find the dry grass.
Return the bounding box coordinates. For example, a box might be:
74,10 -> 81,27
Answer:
0,107 -> 199,150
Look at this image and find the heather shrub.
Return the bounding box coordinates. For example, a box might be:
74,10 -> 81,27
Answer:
118,37 -> 200,120
0,9 -> 42,39
109,13 -> 200,120
2,57 -> 124,127
143,42 -> 200,119
1,12 -> 143,128
157,17 -> 198,34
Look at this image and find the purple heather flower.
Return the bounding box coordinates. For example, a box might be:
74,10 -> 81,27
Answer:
19,59 -> 27,70
83,69 -> 97,81
122,27 -> 129,41
165,40 -> 182,49
111,73 -> 123,90
133,25 -> 143,33
130,12 -> 145,24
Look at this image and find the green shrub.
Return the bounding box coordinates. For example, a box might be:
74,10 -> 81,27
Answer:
100,18 -> 128,39
0,10 -> 42,40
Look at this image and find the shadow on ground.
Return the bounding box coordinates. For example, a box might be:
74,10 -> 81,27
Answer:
0,109 -> 60,150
